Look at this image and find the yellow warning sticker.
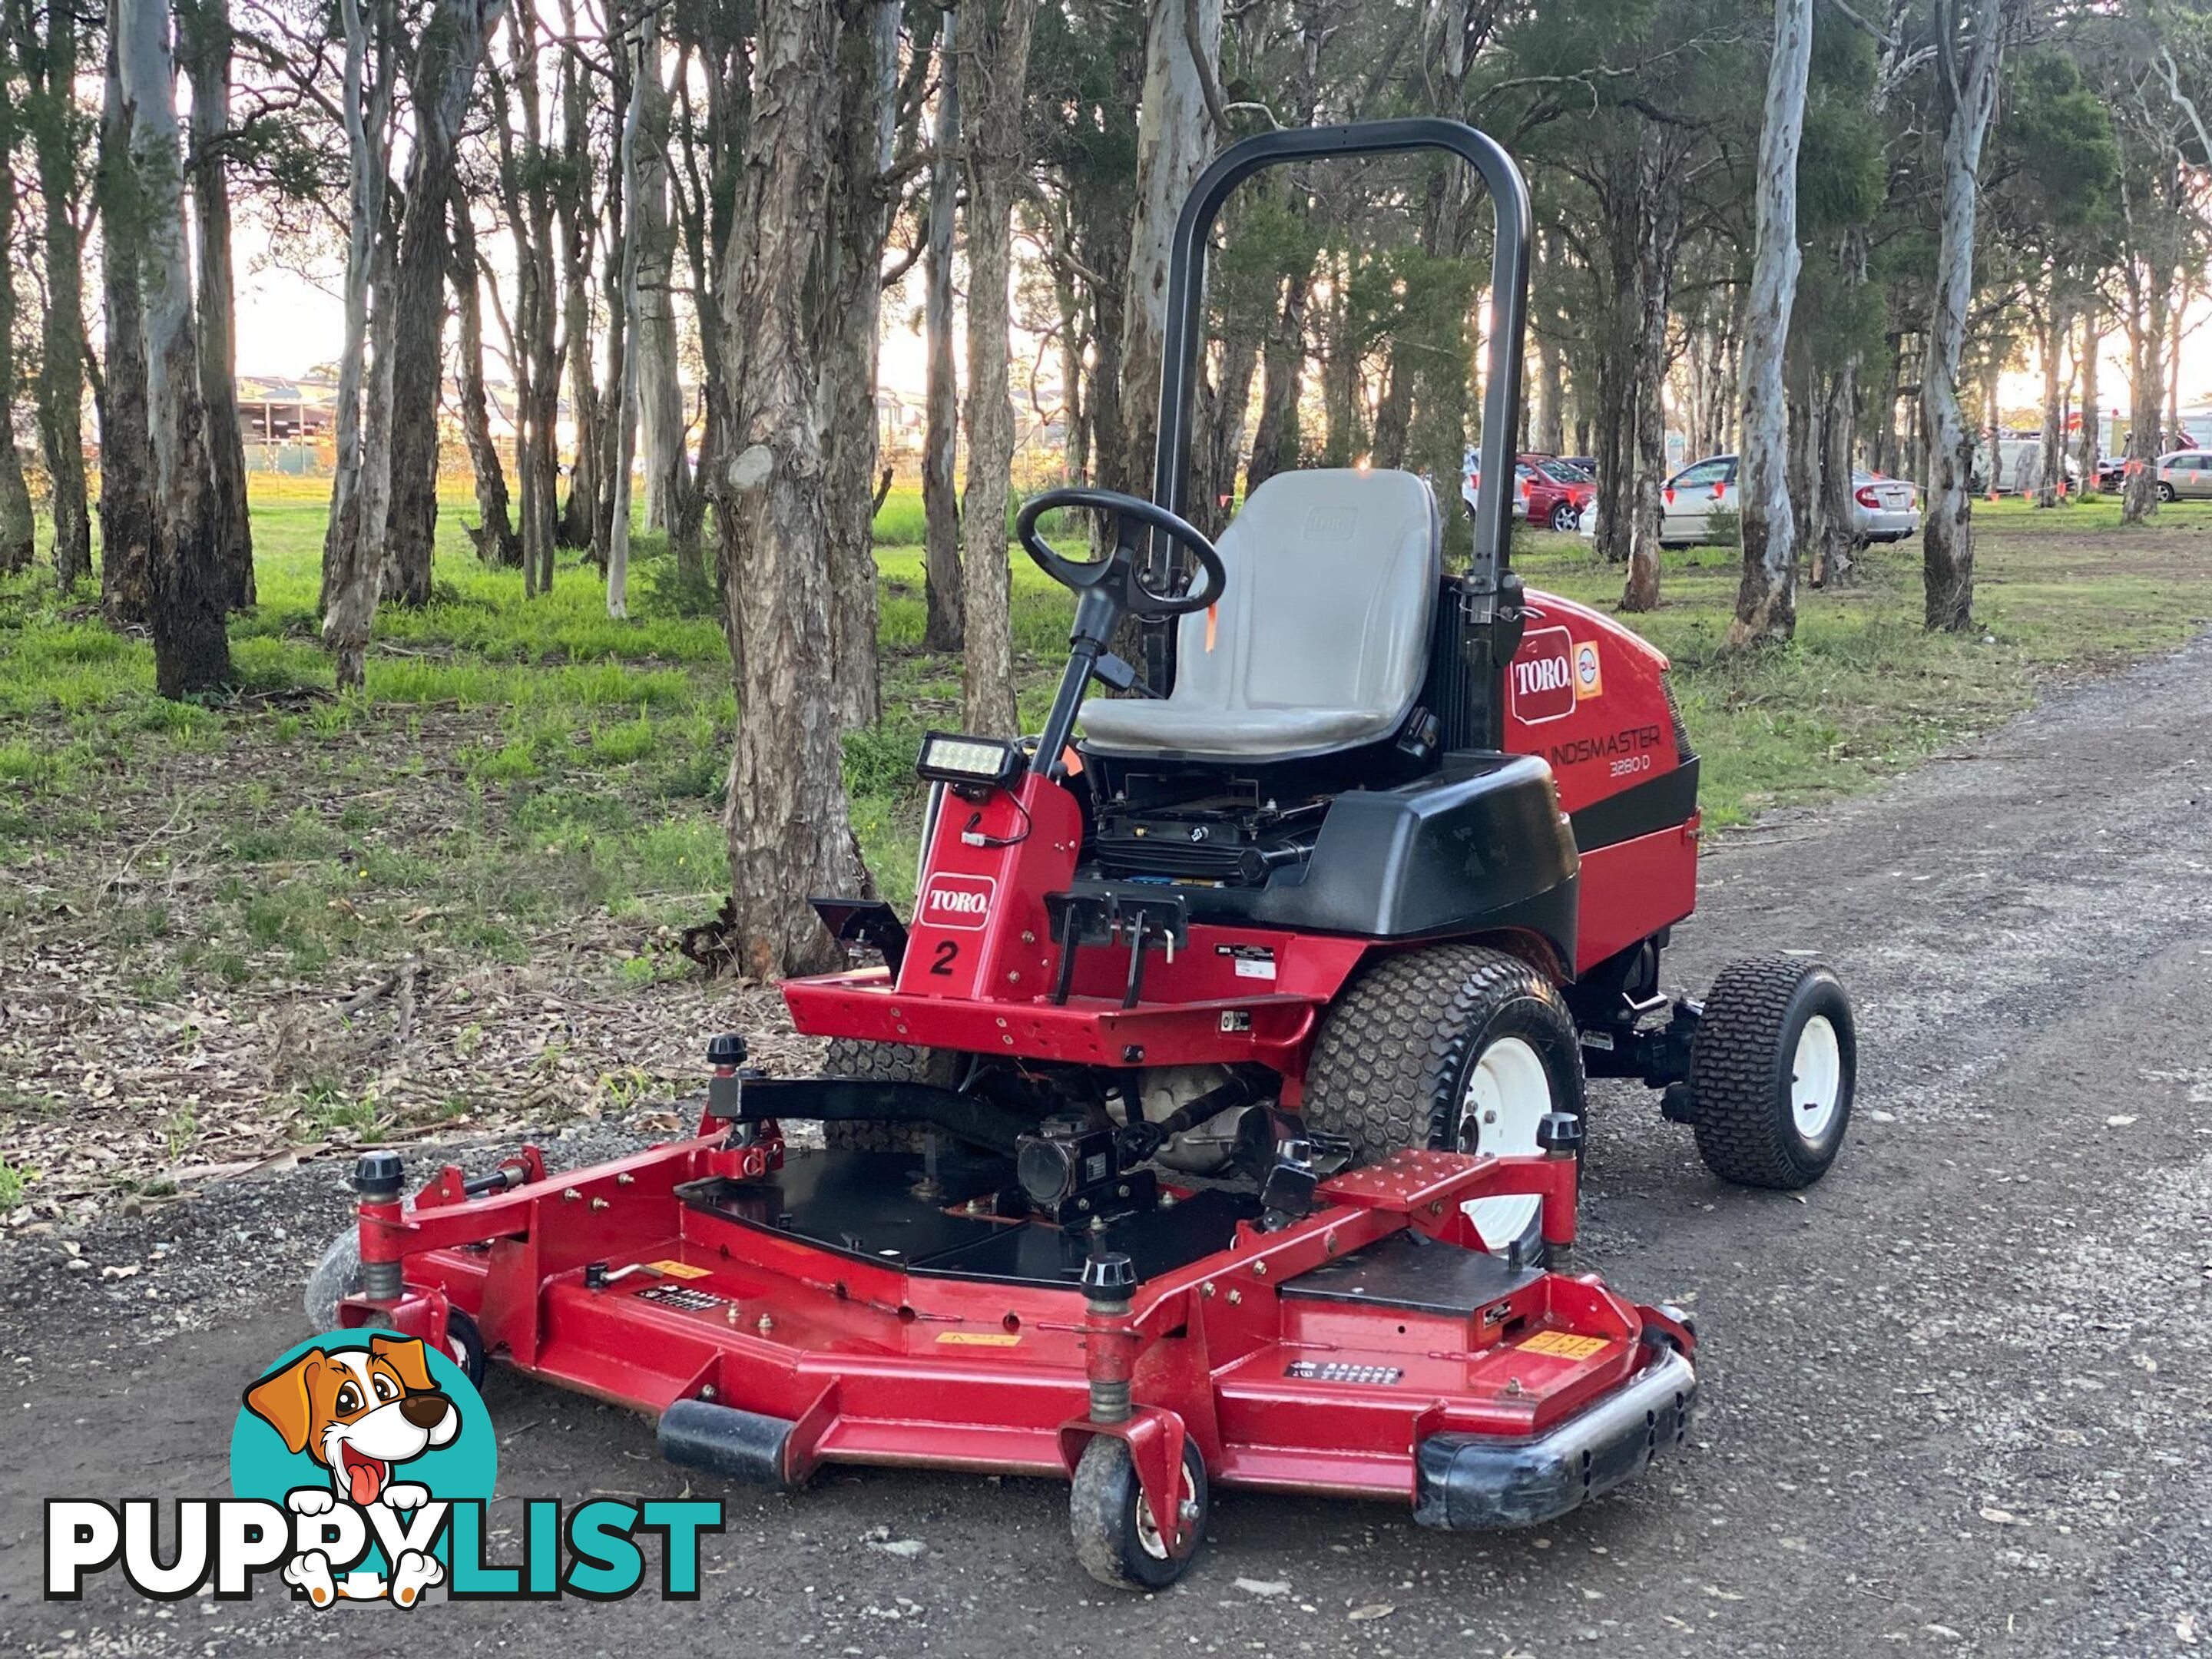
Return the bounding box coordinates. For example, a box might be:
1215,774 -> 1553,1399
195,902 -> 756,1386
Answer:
936,1331 -> 1022,1347
1516,1330 -> 1611,1361
647,1260 -> 712,1280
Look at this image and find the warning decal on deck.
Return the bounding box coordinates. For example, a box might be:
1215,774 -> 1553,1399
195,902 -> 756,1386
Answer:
936,1331 -> 1022,1347
647,1260 -> 713,1280
1515,1330 -> 1611,1361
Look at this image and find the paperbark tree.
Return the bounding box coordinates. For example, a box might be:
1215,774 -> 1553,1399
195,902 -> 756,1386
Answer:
180,0 -> 253,611
0,140 -> 35,573
605,4 -> 650,620
449,173 -> 520,567
1919,0 -> 2008,634
7,0 -> 92,588
820,0 -> 902,727
958,0 -> 1038,739
1114,0 -> 1220,499
920,2 -> 964,652
1727,0 -> 1814,647
96,31 -> 155,627
716,0 -> 866,979
116,0 -> 233,695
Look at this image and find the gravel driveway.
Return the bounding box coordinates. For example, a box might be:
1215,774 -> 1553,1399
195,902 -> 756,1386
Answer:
3,637 -> 2207,1658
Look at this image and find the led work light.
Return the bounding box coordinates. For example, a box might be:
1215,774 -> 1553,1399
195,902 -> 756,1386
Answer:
916,731 -> 1023,787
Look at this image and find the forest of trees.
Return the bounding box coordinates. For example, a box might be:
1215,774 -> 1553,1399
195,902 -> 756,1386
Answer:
2,0 -> 2208,971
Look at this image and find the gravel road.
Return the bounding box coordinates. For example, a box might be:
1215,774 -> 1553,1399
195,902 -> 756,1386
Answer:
3,637 -> 2207,1658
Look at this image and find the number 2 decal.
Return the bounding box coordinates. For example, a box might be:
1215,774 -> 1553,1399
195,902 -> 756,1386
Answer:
929,939 -> 960,976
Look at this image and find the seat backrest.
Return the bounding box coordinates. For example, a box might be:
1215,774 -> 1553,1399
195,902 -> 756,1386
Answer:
1170,468 -> 1439,720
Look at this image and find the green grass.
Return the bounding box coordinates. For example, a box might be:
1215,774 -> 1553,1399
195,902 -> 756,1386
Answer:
2,478 -> 2209,998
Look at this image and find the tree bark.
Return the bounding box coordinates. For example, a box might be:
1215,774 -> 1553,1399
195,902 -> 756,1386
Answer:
2121,260 -> 2166,525
1245,260 -> 1311,498
958,0 -> 1037,739
1115,0 -> 1221,505
321,0 -> 392,613
2075,297 -> 2100,490
604,6 -> 651,620
819,0 -> 902,726
1620,151 -> 1681,612
0,151 -> 35,574
920,2 -> 964,652
1727,0 -> 1813,648
116,0 -> 233,695
632,20 -> 689,542
180,0 -> 253,611
490,11 -> 563,598
1919,0 -> 2006,633
449,174 -> 519,567
96,33 -> 155,627
1813,361 -> 1858,586
2035,273 -> 2071,508
11,0 -> 91,588
715,0 -> 866,980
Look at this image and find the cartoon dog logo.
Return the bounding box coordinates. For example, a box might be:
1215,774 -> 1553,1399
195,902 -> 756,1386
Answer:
243,1334 -> 459,1606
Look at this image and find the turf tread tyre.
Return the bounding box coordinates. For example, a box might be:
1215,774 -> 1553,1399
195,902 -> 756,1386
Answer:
1069,1436 -> 1207,1591
1301,945 -> 1584,1163
1689,956 -> 1854,1190
818,1039 -> 959,1151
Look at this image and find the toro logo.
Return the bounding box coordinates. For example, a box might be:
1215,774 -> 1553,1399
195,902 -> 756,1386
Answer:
920,874 -> 995,931
1512,627 -> 1578,724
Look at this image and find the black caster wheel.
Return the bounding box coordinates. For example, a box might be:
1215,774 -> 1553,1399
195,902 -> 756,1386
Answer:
1069,1435 -> 1207,1591
441,1308 -> 487,1388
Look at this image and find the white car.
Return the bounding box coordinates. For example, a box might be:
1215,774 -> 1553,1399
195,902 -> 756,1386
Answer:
1849,471 -> 1920,543
1659,455 -> 1738,547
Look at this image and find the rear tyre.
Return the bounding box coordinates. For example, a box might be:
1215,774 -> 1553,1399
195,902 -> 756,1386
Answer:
818,1039 -> 958,1151
1302,945 -> 1584,1257
2157,481 -> 2177,503
1070,1435 -> 1208,1591
1688,957 -> 1855,1190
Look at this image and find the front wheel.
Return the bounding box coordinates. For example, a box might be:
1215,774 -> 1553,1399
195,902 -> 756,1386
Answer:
1069,1435 -> 1208,1591
1688,958 -> 1856,1189
1302,945 -> 1584,1256
2157,481 -> 2177,503
1548,501 -> 1580,532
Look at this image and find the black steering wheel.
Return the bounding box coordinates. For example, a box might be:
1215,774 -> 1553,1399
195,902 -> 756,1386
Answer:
1015,487 -> 1227,619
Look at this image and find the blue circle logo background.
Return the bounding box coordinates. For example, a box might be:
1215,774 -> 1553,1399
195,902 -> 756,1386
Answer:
230,1329 -> 496,1567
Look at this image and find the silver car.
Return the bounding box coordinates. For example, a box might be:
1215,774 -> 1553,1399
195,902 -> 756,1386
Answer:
1849,471 -> 1920,543
2154,450 -> 2212,501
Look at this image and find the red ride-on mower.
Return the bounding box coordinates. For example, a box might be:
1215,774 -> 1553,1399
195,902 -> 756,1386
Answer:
311,120 -> 1836,1588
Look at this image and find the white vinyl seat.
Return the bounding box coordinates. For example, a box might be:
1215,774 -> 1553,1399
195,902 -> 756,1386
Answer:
1079,468 -> 1440,760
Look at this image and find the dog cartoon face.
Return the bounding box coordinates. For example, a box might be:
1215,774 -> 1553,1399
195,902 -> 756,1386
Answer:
244,1336 -> 459,1506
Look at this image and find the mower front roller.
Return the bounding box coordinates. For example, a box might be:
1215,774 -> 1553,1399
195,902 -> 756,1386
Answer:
327,1127 -> 1697,1590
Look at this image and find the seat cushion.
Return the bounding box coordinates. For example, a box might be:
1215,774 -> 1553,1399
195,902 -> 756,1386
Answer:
1081,469 -> 1439,761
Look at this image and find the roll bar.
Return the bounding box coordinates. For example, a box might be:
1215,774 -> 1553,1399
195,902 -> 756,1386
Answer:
1145,118 -> 1532,743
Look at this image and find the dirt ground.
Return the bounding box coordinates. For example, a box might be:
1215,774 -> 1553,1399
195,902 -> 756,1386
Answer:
2,634 -> 2210,1657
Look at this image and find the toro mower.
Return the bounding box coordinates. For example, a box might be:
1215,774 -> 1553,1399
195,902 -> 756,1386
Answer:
313,119 -> 1851,1588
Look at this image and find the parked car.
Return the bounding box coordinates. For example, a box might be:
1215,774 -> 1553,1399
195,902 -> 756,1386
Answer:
1849,470 -> 1920,544
1558,455 -> 1598,478
2154,449 -> 2212,501
2094,456 -> 2128,493
1661,453 -> 1738,546
1518,453 -> 1598,532
1461,452 -> 1528,519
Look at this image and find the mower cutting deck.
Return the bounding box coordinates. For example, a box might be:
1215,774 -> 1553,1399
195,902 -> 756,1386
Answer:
329,1082 -> 1694,1588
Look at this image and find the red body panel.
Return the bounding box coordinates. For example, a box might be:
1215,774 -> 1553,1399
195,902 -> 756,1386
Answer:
783,585 -> 1700,1071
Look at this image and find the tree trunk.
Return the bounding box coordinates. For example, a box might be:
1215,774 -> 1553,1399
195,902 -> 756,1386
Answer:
96,35 -> 156,627
2075,299 -> 2101,490
322,0 -> 391,613
116,0 -> 233,695
0,152 -> 35,574
181,0 -> 253,611
2035,274 -> 2070,508
1727,0 -> 1813,648
491,11 -> 564,599
1246,261 -> 1312,498
1621,152 -> 1680,611
716,0 -> 865,979
15,0 -> 92,588
957,0 -> 1037,739
919,2 -> 964,652
1115,0 -> 1221,505
633,21 -> 690,542
2121,264 -> 2166,525
1919,0 -> 2005,633
449,174 -> 519,566
605,8 -> 651,619
555,10 -> 601,557
820,0 -> 901,725
1813,361 -> 1858,586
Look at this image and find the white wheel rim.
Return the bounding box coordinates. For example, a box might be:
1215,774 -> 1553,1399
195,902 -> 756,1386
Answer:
1133,1462 -> 1192,1561
1454,1036 -> 1554,1249
1791,1015 -> 1843,1143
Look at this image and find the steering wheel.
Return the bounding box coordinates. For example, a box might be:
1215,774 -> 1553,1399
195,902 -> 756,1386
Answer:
1015,487 -> 1227,619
